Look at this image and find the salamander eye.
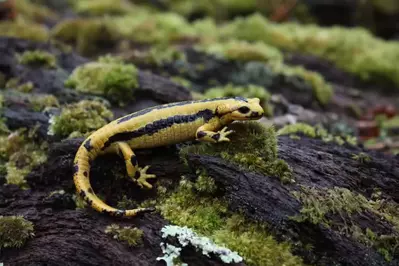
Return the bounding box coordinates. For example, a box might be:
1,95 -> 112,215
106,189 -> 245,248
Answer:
238,106 -> 250,114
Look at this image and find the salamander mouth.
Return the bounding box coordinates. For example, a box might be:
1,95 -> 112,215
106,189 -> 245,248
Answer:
248,111 -> 263,119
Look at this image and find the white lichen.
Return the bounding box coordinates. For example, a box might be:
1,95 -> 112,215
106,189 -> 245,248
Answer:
157,225 -> 243,265
156,243 -> 187,266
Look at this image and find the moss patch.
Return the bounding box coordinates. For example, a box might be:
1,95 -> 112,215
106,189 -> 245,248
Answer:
65,59 -> 139,105
50,18 -> 117,56
17,50 -> 57,69
154,174 -> 305,266
292,186 -> 399,261
105,224 -> 144,247
71,0 -> 135,16
200,40 -> 283,64
0,127 -> 48,188
48,100 -> 113,138
0,20 -> 49,42
0,215 -> 34,249
5,79 -> 34,93
219,13 -> 399,88
14,0 -> 58,22
277,122 -> 358,146
180,121 -> 294,184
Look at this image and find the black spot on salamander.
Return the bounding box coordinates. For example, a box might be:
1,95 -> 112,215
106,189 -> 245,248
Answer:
87,188 -> 94,194
102,209 -> 112,215
130,155 -> 138,166
83,139 -> 93,151
79,190 -> 86,199
83,171 -> 88,177
102,109 -> 214,150
73,164 -> 79,175
212,133 -> 220,141
197,131 -> 206,138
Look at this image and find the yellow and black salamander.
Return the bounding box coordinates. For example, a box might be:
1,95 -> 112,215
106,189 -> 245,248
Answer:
73,97 -> 264,217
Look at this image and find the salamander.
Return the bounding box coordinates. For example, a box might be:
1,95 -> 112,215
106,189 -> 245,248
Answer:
73,96 -> 264,217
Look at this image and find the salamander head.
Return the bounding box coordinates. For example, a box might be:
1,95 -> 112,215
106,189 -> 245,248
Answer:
217,97 -> 264,121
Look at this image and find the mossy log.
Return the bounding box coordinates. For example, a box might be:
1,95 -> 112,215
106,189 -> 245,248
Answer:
0,37 -> 191,105
0,133 -> 398,265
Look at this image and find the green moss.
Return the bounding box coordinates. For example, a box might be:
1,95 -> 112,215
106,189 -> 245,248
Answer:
277,122 -> 358,146
0,128 -> 48,188
351,152 -> 372,164
165,0 -> 257,20
193,169 -> 217,194
5,78 -> 35,93
105,224 -> 144,247
50,18 -> 117,56
200,40 -> 283,64
97,54 -> 125,64
203,84 -> 273,117
198,41 -> 332,105
219,13 -> 399,88
278,123 -> 317,138
31,94 -> 60,112
180,121 -> 294,184
273,63 -> 333,106
0,215 -> 34,249
15,0 -> 58,23
0,20 -> 49,42
155,175 -> 305,266
292,186 -> 399,261
129,45 -> 186,66
106,12 -> 196,45
65,60 -> 139,105
17,50 -> 57,69
48,100 -> 113,138
291,186 -> 370,225
382,115 -> 399,129
71,0 -> 135,16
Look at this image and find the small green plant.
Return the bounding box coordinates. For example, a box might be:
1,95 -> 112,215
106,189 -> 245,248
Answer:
105,224 -> 144,247
200,40 -> 283,64
5,79 -> 34,93
65,60 -> 139,105
0,215 -> 35,249
16,50 -> 57,68
0,127 -> 48,188
278,122 -> 357,146
48,100 -> 113,138
351,152 -> 371,164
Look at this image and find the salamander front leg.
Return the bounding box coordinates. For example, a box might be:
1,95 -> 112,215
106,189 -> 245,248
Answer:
196,122 -> 234,143
115,142 -> 156,189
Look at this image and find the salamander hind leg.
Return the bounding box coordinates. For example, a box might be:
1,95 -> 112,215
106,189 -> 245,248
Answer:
116,142 -> 156,189
135,165 -> 156,189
